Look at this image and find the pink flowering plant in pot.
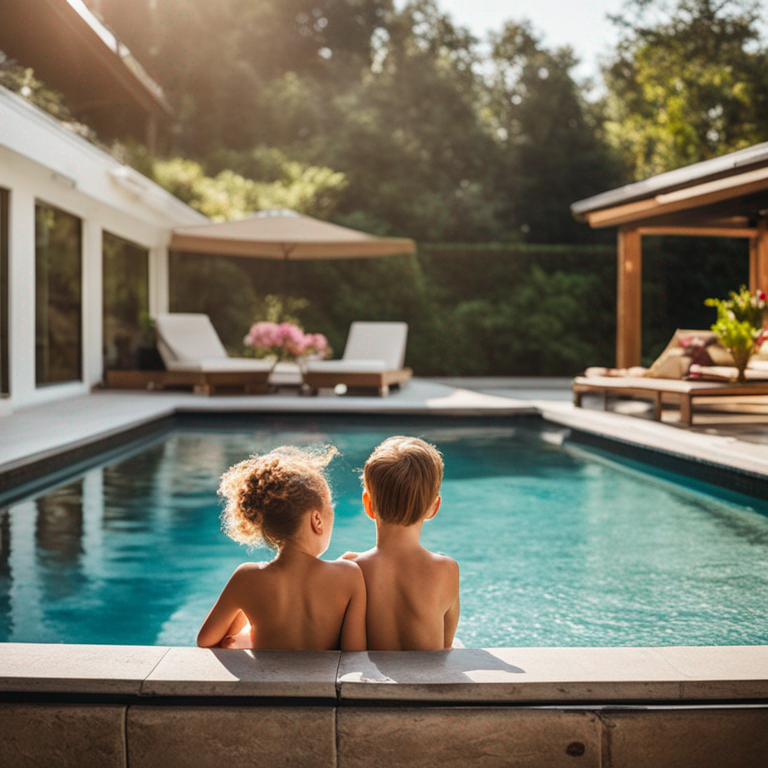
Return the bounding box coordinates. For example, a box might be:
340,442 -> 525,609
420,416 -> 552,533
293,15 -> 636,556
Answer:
243,321 -> 330,368
704,286 -> 768,382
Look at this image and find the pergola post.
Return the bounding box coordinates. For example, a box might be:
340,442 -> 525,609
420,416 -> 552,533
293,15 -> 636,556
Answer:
616,226 -> 642,368
755,219 -> 768,292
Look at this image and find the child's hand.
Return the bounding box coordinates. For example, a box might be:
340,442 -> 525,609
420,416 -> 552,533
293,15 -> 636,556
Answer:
338,551 -> 360,561
218,624 -> 252,649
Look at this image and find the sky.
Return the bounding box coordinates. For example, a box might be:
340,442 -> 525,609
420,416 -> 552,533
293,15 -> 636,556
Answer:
396,0 -> 627,84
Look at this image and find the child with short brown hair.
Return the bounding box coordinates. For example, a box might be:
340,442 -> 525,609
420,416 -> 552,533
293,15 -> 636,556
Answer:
197,446 -> 366,651
343,436 -> 459,650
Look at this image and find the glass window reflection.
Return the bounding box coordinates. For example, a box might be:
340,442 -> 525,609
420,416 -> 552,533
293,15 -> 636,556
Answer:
102,232 -> 149,371
35,203 -> 82,385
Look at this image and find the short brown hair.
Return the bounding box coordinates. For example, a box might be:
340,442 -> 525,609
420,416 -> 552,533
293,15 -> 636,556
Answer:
363,436 -> 443,526
219,445 -> 337,550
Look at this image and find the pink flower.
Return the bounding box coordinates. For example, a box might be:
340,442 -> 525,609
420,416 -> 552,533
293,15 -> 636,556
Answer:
307,333 -> 329,358
243,321 -> 329,360
244,322 -> 283,354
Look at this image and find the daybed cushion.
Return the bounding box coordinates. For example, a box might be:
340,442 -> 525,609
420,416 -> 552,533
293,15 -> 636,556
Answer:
688,359 -> 768,381
645,329 -> 733,379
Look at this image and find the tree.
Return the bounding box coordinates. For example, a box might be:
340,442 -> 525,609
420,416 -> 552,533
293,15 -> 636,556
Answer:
151,154 -> 347,220
485,21 -> 621,243
603,0 -> 768,180
306,0 -> 506,241
97,0 -> 393,157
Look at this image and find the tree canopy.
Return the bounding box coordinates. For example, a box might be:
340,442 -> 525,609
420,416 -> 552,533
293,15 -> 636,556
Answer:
603,0 -> 768,179
93,0 -> 621,242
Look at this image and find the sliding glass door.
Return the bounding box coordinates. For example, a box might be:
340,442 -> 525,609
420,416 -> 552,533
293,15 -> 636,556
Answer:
102,232 -> 149,371
35,203 -> 82,386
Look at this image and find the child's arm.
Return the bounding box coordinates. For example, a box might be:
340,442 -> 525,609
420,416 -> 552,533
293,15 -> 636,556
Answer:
197,566 -> 249,648
443,560 -> 460,650
339,562 -> 367,651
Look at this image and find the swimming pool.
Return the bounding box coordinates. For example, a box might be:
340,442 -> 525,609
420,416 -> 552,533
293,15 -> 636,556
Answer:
1,418 -> 767,647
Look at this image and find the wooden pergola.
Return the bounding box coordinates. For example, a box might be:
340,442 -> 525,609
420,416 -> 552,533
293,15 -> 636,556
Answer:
571,143 -> 768,367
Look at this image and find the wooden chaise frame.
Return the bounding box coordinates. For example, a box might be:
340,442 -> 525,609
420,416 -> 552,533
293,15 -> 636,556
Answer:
302,367 -> 412,397
572,375 -> 768,425
104,368 -> 269,395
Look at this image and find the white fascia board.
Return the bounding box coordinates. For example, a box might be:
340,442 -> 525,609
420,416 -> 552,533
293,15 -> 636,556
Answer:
0,86 -> 207,228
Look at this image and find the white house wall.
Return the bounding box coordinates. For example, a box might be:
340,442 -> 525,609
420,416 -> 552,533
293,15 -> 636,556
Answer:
0,87 -> 206,414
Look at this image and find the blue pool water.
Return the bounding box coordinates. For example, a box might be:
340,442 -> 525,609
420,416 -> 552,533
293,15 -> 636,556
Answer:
1,420 -> 767,647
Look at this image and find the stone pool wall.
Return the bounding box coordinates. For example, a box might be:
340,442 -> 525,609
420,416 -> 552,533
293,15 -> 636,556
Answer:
1,644 -> 767,767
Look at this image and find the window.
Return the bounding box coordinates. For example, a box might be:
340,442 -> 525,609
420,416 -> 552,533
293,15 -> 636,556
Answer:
0,189 -> 8,396
102,232 -> 149,371
35,203 -> 82,385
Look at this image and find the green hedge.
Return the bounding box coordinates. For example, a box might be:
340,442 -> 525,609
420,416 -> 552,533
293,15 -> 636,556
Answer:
170,242 -> 618,376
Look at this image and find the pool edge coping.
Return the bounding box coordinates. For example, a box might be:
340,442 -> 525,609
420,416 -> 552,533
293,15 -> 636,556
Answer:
0,645 -> 766,704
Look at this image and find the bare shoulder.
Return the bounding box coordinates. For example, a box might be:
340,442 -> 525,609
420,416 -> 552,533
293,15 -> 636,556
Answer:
231,561 -> 270,581
324,558 -> 365,582
429,552 -> 460,589
235,560 -> 271,572
347,547 -> 377,563
318,560 -> 360,578
329,560 -> 360,577
428,551 -> 459,572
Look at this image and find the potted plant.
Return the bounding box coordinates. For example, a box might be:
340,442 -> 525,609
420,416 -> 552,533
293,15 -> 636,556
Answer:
704,286 -> 767,382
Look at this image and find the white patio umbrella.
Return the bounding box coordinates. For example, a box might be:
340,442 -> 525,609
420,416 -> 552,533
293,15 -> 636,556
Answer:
169,209 -> 415,259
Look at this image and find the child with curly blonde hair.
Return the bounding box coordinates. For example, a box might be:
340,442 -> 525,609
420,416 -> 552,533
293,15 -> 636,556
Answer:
197,445 -> 366,651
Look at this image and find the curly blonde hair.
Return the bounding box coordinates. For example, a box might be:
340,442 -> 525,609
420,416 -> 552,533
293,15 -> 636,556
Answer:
219,445 -> 338,550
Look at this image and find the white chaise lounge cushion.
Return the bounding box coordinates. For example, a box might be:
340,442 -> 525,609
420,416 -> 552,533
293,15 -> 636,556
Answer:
164,357 -> 273,372
342,321 -> 408,369
156,313 -> 228,362
303,358 -> 389,374
155,313 -> 272,372
304,321 -> 408,378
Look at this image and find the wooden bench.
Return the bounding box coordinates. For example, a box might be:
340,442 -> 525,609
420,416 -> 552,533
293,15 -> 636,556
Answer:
572,375 -> 768,425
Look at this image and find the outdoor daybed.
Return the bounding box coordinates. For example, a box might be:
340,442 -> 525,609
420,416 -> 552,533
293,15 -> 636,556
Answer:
303,321 -> 412,396
572,374 -> 768,425
573,329 -> 768,425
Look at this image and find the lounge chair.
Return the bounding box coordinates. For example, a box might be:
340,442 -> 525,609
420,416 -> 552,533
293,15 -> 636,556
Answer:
302,321 -> 412,396
154,313 -> 272,395
573,329 -> 768,425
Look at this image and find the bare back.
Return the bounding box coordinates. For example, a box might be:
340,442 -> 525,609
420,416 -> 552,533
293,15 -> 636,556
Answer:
355,546 -> 459,651
241,558 -> 360,649
198,553 -> 366,651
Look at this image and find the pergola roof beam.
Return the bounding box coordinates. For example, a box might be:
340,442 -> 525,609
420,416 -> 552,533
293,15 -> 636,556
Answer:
586,166 -> 768,228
